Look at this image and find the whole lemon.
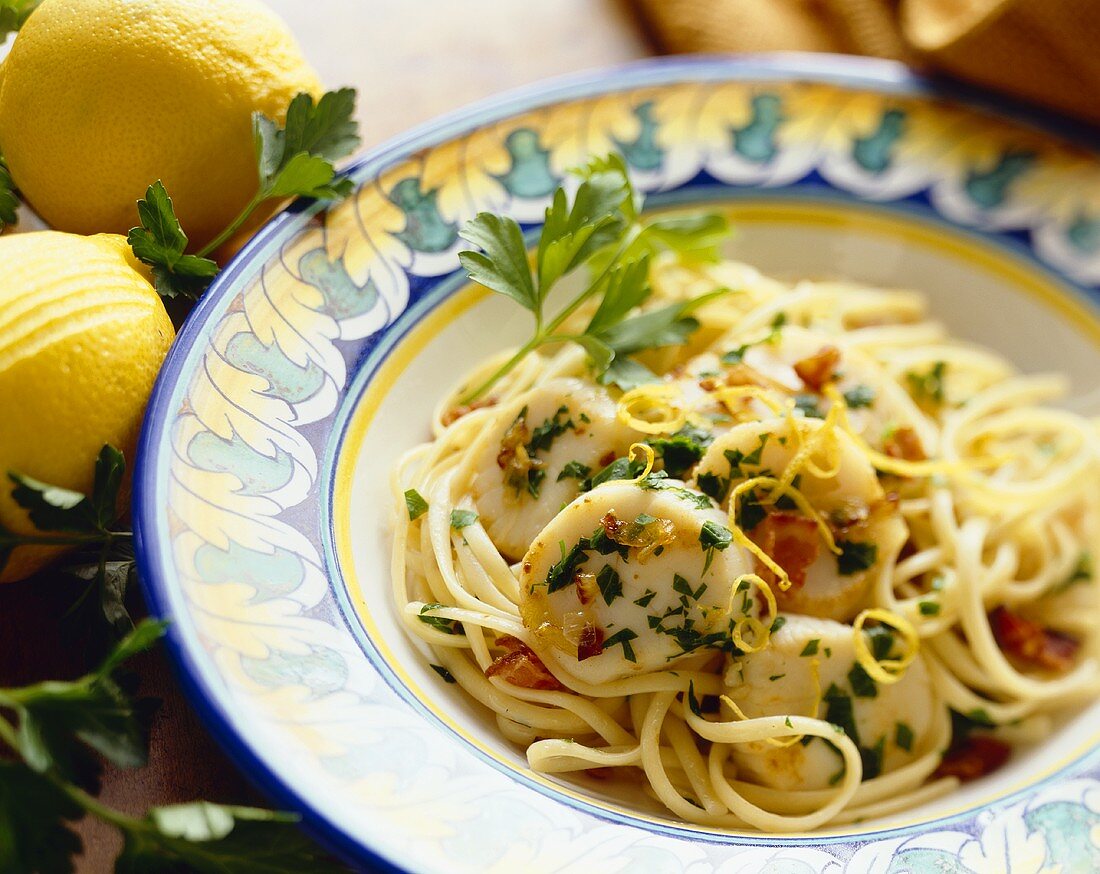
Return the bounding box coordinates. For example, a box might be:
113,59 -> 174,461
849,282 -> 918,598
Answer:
0,232 -> 175,582
0,0 -> 321,248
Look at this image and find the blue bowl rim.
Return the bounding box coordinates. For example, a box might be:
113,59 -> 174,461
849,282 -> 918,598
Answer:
133,52 -> 1100,873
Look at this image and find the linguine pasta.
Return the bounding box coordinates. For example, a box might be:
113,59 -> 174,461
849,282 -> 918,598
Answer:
390,252 -> 1100,832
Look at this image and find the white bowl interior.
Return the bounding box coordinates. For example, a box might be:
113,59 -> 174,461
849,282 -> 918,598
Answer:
338,195 -> 1100,837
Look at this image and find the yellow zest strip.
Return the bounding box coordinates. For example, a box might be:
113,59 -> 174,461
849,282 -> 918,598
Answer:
726,572 -> 779,654
627,442 -> 656,482
782,406 -> 843,485
852,608 -> 921,685
822,385 -> 1003,478
617,384 -> 687,435
729,476 -> 842,586
720,657 -> 821,748
712,385 -> 787,420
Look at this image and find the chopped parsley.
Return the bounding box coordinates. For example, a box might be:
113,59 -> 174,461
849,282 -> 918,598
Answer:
696,472 -> 725,501
770,616 -> 787,634
634,589 -> 657,608
698,520 -> 733,573
837,540 -> 877,575
721,343 -> 750,364
823,684 -> 859,746
793,394 -> 825,419
843,384 -> 876,408
649,424 -> 714,478
429,664 -> 456,683
404,488 -> 429,520
847,662 -> 878,698
800,639 -> 820,657
767,312 -> 787,342
418,604 -> 461,634
736,490 -> 767,532
525,467 -> 547,499
596,565 -> 623,605
1051,551 -> 1093,594
672,574 -> 707,601
860,735 -> 886,780
638,476 -> 715,510
906,361 -> 947,406
584,454 -> 646,490
686,681 -> 703,717
866,625 -> 895,661
527,405 -> 575,453
545,539 -> 590,593
450,509 -> 479,529
769,673 -> 786,682
918,599 -> 941,616
965,707 -> 995,727
895,721 -> 914,752
725,433 -> 769,473
603,628 -> 638,662
557,460 -> 591,482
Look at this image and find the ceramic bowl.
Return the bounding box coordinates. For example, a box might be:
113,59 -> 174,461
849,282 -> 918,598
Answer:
135,54 -> 1100,872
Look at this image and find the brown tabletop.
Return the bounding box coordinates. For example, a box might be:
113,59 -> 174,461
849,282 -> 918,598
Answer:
0,2 -> 651,870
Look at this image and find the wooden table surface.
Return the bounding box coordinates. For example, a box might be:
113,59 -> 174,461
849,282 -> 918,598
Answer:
0,3 -> 652,870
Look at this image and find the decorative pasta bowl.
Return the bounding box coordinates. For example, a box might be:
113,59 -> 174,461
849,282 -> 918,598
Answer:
134,54 -> 1100,872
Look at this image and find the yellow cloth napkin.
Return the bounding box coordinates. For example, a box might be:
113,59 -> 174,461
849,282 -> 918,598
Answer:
633,0 -> 1100,127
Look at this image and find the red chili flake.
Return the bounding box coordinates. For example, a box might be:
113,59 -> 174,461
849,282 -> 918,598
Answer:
598,450 -> 617,467
794,346 -> 841,392
990,606 -> 1080,673
486,639 -> 564,690
884,427 -> 926,461
934,736 -> 1011,782
441,397 -> 497,426
577,623 -> 605,662
750,511 -> 820,590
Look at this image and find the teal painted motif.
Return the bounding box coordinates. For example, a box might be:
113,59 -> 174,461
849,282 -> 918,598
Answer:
389,177 -> 459,253
613,101 -> 663,171
224,332 -> 325,404
298,249 -> 380,320
187,431 -> 294,496
493,129 -> 560,198
964,149 -> 1035,209
885,848 -> 976,874
852,108 -> 906,174
1024,802 -> 1100,873
241,646 -> 348,697
194,540 -> 304,603
731,94 -> 784,164
1067,213 -> 1100,254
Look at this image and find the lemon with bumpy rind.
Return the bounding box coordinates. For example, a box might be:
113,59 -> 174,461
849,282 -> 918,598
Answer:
0,232 -> 175,583
0,0 -> 321,248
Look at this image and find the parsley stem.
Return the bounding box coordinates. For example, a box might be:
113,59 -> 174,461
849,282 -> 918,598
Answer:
196,192 -> 264,258
542,224 -> 643,336
457,224 -> 643,404
59,778 -> 143,831
458,336 -> 541,404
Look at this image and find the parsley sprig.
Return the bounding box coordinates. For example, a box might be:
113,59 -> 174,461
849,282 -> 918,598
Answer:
457,154 -> 729,402
0,0 -> 40,38
0,456 -> 346,870
0,445 -> 140,639
128,88 -> 361,300
0,621 -> 346,872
